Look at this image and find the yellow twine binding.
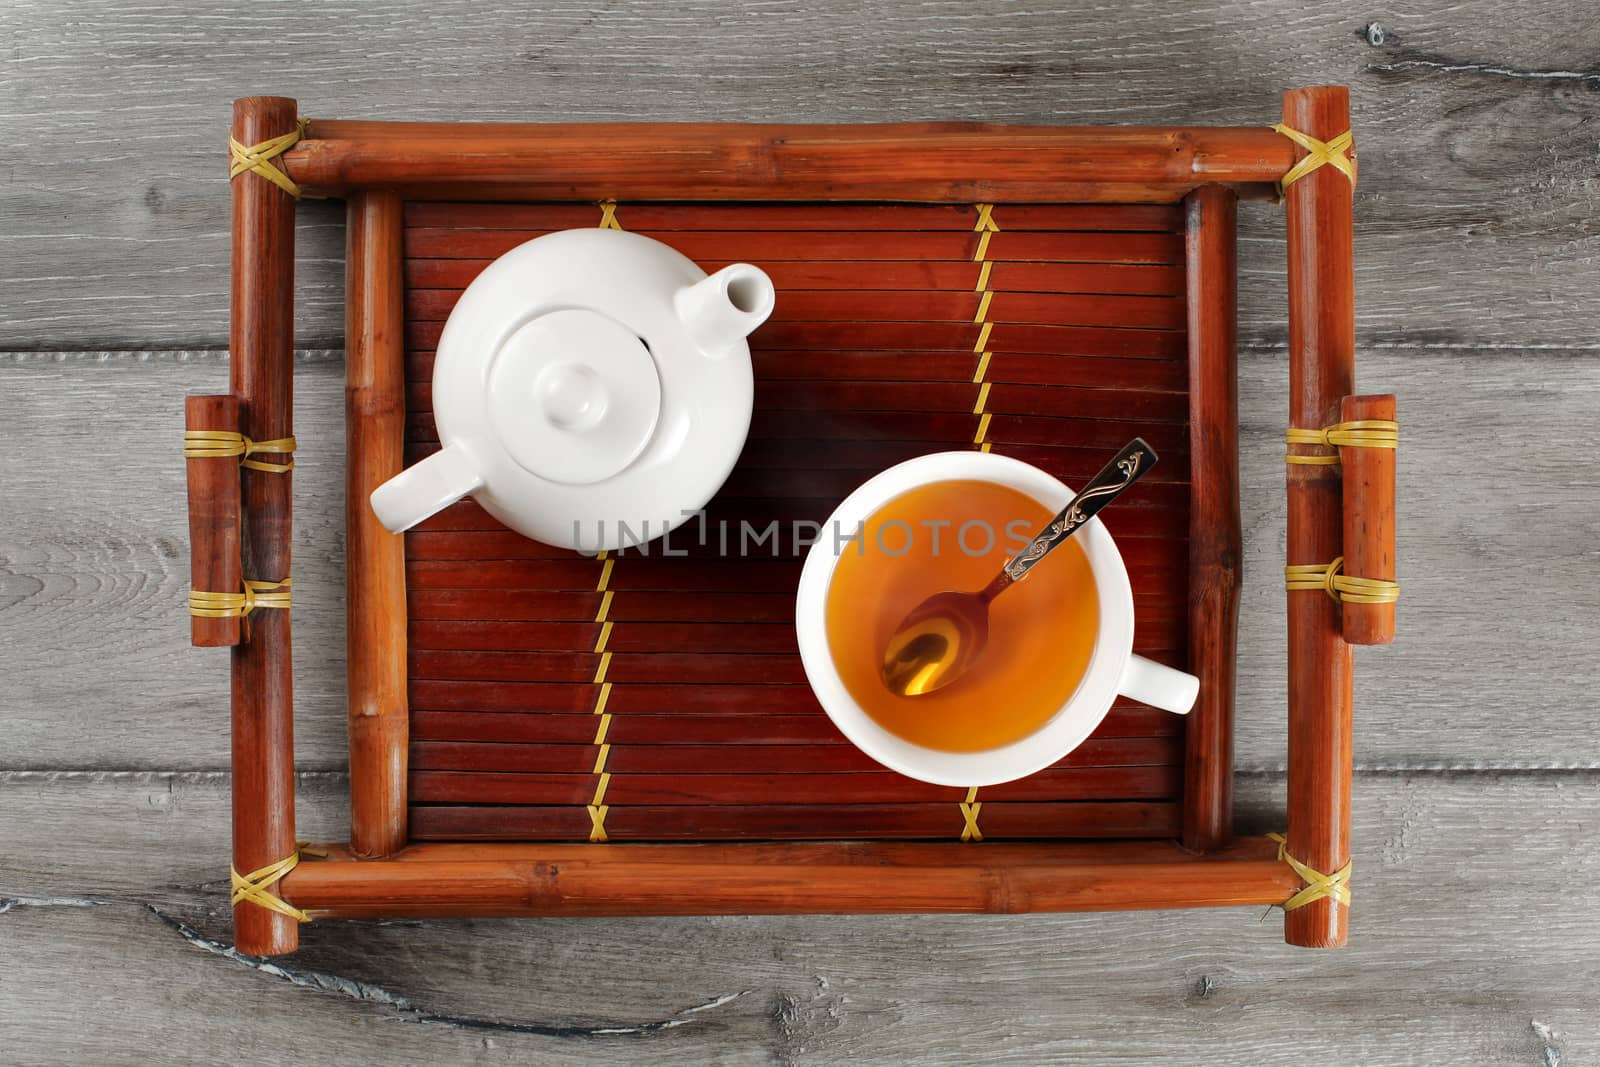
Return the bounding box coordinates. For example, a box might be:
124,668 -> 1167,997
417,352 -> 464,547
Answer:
189,578 -> 293,619
1285,420 -> 1397,466
970,203 -> 998,455
183,429 -> 297,472
1285,557 -> 1399,605
1271,124 -> 1356,195
229,842 -> 326,922
1269,833 -> 1351,911
227,118 -> 309,199
959,786 -> 983,842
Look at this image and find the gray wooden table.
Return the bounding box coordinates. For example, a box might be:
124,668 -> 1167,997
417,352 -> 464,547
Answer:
3,2 -> 1597,1063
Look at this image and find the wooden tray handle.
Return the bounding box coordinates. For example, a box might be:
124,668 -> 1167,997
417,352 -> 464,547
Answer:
1340,394 -> 1397,645
184,394 -> 243,647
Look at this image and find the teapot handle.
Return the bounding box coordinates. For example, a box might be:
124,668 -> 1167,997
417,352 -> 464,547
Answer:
370,442 -> 483,533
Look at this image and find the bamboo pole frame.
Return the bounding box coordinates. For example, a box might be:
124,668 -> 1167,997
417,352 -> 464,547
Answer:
281,839 -> 1299,919
1281,85 -> 1357,949
229,96 -> 300,956
282,122 -> 1294,203
1181,185 -> 1239,853
205,88 -> 1378,956
345,190 -> 410,858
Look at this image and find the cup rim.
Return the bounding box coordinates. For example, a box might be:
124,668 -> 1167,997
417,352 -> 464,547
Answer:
794,451 -> 1136,787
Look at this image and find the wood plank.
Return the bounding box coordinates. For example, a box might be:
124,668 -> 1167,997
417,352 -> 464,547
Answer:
6,2 -> 1598,348
3,3 -> 1593,1054
4,771 -> 1599,1063
0,354 -> 353,769
4,348 -> 1595,769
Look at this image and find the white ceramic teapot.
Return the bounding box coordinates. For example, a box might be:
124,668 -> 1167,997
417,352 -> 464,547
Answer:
371,228 -> 774,551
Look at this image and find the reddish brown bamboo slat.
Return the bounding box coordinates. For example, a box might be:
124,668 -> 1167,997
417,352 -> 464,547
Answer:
406,288 -> 1187,331
409,764 -> 1179,806
406,587 -> 779,622
402,506 -> 1186,561
400,552 -> 1184,595
403,201 -> 1183,232
407,227 -> 981,261
407,801 -> 1183,842
407,704 -> 1180,746
1282,86 -> 1357,949
987,261 -> 1185,296
229,96 -> 299,957
1181,185 -> 1240,852
404,227 -> 1183,264
408,257 -> 1184,294
345,190 -> 409,858
407,612 -> 1184,657
406,678 -> 1183,717
403,317 -> 1185,358
277,838 -> 1300,919
184,395 -> 242,647
412,710 -> 845,745
401,437 -> 1194,485
411,735 -> 1178,775
1340,394 -> 1397,645
406,408 -> 1193,454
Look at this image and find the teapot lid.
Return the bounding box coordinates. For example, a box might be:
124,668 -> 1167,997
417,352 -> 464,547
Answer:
488,308 -> 661,486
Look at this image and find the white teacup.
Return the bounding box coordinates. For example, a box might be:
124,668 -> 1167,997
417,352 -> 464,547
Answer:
795,451 -> 1199,787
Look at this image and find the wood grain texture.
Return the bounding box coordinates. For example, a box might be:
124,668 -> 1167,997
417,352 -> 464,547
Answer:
3,1 -> 1598,349
0,353 -> 352,770
3,771 -> 1597,1063
3,347 -> 1597,771
5,0 -> 1599,1050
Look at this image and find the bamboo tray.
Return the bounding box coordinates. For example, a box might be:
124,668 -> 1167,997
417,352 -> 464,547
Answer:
186,87 -> 1395,957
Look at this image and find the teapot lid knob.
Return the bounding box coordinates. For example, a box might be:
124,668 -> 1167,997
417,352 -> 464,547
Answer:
538,362 -> 609,432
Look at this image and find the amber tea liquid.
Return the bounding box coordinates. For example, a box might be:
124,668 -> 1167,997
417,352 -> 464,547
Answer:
824,479 -> 1100,752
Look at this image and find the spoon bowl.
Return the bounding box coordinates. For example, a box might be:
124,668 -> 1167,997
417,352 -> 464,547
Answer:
880,589 -> 990,697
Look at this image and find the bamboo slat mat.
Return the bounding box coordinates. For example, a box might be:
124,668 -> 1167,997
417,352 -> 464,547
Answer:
401,201 -> 1190,842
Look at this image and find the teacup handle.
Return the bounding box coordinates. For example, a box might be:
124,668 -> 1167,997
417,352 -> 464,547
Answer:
1118,654 -> 1199,715
370,442 -> 483,533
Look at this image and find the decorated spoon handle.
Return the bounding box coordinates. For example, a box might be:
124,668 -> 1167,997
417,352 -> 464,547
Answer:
999,437 -> 1158,584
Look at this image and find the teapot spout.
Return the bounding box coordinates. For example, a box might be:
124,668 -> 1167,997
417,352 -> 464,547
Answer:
674,263 -> 775,359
